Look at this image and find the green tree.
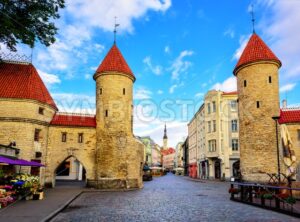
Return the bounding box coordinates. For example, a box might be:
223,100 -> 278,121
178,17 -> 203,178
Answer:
0,0 -> 65,51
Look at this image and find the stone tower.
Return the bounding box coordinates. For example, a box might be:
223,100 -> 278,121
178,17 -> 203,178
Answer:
233,33 -> 282,182
163,123 -> 168,150
93,43 -> 144,189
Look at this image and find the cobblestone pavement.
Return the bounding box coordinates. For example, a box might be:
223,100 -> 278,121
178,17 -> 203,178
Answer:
52,174 -> 299,222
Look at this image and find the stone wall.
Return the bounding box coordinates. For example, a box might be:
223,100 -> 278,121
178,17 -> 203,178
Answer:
237,62 -> 281,182
94,72 -> 143,189
286,124 -> 300,181
45,126 -> 96,187
0,99 -> 55,184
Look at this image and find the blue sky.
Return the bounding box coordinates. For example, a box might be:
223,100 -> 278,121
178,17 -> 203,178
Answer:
3,0 -> 300,147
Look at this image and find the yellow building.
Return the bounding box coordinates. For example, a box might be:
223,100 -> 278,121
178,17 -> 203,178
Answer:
188,90 -> 239,180
0,43 -> 144,189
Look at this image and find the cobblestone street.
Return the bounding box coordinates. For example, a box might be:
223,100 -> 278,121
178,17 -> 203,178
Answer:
51,174 -> 298,222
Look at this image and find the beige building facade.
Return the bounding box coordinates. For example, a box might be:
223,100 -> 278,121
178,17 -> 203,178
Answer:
188,90 -> 239,180
0,43 -> 144,189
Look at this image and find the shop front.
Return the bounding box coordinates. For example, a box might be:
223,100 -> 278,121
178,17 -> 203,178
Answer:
189,162 -> 198,178
0,145 -> 44,209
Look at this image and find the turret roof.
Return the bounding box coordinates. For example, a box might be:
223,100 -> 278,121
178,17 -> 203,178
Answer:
0,62 -> 57,110
233,33 -> 281,75
96,44 -> 135,80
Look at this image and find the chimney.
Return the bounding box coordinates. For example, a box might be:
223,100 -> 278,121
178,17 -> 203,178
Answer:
282,99 -> 287,108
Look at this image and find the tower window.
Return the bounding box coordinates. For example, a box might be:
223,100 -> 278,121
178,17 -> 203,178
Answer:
244,80 -> 247,87
38,107 -> 44,115
269,76 -> 272,83
34,129 -> 41,142
78,133 -> 83,143
100,88 -> 102,95
62,132 -> 67,142
105,110 -> 108,117
256,101 -> 260,108
123,88 -> 126,95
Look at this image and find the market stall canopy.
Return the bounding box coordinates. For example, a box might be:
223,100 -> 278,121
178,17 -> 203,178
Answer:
0,156 -> 44,167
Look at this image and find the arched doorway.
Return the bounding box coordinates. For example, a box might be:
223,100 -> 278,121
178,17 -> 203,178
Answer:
55,156 -> 86,187
232,160 -> 240,178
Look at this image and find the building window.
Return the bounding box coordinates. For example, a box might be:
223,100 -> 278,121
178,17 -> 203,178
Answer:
100,88 -> 102,95
230,100 -> 237,111
298,130 -> 300,141
62,132 -> 67,142
231,120 -> 238,132
244,80 -> 247,87
212,101 -> 216,112
38,107 -> 44,115
208,140 -> 216,152
105,110 -> 108,117
207,103 -> 211,114
257,101 -> 260,108
34,129 -> 41,142
78,133 -> 83,143
213,120 -> 216,132
232,139 -> 239,151
269,76 -> 272,83
123,88 -> 126,95
208,121 -> 211,133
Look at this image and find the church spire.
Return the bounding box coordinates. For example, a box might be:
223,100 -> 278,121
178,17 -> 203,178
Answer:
163,123 -> 168,139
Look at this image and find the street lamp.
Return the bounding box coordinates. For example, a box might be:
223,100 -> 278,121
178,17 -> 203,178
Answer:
272,116 -> 281,184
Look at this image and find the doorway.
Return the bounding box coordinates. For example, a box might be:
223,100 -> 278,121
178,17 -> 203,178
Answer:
214,160 -> 221,179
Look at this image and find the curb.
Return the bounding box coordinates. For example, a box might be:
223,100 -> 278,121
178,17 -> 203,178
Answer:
42,191 -> 83,222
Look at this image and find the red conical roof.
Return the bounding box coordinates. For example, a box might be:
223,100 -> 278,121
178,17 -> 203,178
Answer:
233,33 -> 281,75
0,62 -> 58,110
96,44 -> 135,80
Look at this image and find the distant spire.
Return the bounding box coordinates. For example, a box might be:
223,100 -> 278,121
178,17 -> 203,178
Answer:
114,16 -> 120,45
250,4 -> 256,34
163,123 -> 168,139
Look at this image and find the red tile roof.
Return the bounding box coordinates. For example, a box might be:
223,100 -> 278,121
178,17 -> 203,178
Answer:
222,91 -> 237,95
279,109 -> 300,124
50,113 -> 96,127
161,147 -> 176,156
0,62 -> 57,110
96,44 -> 135,80
233,33 -> 281,75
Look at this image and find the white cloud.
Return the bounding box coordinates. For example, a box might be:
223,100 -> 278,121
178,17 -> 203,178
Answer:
232,34 -> 251,61
169,84 -> 178,94
134,87 -> 152,100
143,56 -> 162,75
31,0 -> 171,78
195,92 -> 204,98
66,0 -> 172,33
224,28 -> 235,38
52,93 -> 95,114
169,50 -> 194,80
84,74 -> 91,79
280,83 -> 296,93
37,69 -> 61,87
157,90 -> 164,94
257,0 -> 300,80
164,46 -> 170,53
212,76 -> 237,92
134,120 -> 187,148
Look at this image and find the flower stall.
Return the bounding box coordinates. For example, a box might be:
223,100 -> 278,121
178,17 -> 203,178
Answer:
0,156 -> 45,209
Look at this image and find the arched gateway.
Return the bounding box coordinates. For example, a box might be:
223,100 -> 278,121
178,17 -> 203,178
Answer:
0,43 -> 143,190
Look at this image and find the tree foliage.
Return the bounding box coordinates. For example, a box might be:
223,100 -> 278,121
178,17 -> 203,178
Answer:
0,0 -> 65,51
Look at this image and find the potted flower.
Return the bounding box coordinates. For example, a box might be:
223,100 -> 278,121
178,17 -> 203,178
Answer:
228,188 -> 240,194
